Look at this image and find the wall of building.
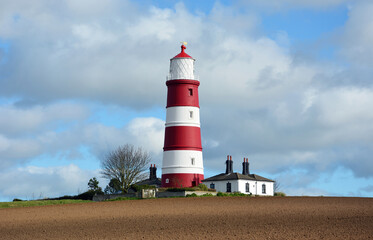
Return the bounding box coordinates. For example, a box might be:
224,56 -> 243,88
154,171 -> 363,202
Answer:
237,180 -> 274,196
203,180 -> 238,193
203,180 -> 274,196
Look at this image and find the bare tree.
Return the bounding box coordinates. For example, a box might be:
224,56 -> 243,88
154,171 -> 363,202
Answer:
274,180 -> 281,193
100,144 -> 151,193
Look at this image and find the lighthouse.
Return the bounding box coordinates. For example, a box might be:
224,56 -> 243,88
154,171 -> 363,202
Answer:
161,44 -> 204,188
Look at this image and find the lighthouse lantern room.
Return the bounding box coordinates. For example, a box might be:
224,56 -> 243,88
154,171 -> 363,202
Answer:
161,44 -> 204,188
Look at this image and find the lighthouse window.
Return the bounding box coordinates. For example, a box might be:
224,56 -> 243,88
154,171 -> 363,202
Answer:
188,88 -> 193,96
165,179 -> 169,184
191,158 -> 195,165
189,111 -> 193,119
226,182 -> 231,192
262,184 -> 266,194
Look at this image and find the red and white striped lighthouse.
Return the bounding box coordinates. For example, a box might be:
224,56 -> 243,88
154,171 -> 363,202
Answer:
161,44 -> 204,188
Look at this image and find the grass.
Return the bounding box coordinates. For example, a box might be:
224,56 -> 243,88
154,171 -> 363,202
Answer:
105,197 -> 140,201
0,199 -> 92,209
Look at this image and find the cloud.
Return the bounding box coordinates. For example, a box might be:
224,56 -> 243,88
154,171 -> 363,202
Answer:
0,102 -> 89,136
236,0 -> 352,10
0,109 -> 165,200
0,97 -> 165,169
0,1 -> 261,108
361,185 -> 373,193
338,1 -> 373,67
0,164 -> 97,201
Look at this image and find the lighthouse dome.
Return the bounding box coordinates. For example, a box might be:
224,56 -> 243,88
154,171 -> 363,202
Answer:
168,44 -> 196,80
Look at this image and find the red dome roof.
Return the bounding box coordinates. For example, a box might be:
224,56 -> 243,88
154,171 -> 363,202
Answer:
172,45 -> 193,59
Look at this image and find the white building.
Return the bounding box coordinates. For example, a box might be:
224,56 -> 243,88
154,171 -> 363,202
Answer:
202,156 -> 274,196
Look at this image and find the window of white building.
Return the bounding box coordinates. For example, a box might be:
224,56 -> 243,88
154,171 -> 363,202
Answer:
262,184 -> 266,194
246,183 -> 250,192
210,183 -> 215,189
227,182 -> 231,192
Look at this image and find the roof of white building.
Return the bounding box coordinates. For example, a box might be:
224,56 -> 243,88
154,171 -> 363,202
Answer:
202,172 -> 274,182
135,178 -> 162,187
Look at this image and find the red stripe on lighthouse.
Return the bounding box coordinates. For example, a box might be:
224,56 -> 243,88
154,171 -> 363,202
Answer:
163,126 -> 202,151
161,173 -> 204,188
166,80 -> 200,108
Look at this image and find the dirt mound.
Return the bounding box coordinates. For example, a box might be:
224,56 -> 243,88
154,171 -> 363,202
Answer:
1,197 -> 372,239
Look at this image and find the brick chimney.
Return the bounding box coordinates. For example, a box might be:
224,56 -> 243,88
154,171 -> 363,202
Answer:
242,158 -> 247,175
149,164 -> 157,180
152,164 -> 157,180
242,158 -> 250,175
225,155 -> 233,174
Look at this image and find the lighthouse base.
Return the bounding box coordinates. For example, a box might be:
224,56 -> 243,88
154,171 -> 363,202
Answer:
161,173 -> 204,188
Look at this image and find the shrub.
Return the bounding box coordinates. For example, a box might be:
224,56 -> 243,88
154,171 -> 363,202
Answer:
186,193 -> 198,197
230,192 -> 246,197
217,192 -> 250,197
217,192 -> 228,197
12,198 -> 23,202
274,192 -> 286,197
75,190 -> 96,200
201,193 -> 214,197
197,184 -> 208,191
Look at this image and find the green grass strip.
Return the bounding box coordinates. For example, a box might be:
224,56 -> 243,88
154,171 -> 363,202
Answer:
0,199 -> 92,209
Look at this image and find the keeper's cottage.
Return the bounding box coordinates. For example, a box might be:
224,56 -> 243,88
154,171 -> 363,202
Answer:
202,156 -> 274,196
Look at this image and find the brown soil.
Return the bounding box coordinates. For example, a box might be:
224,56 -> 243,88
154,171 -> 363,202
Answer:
0,197 -> 372,239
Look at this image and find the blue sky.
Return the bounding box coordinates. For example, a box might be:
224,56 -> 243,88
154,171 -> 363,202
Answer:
1,0 -> 373,201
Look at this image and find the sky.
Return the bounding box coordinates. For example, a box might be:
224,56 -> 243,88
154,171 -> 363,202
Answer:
0,0 -> 373,201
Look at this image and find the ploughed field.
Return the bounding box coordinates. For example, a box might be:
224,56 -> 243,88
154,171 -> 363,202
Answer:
1,197 -> 372,239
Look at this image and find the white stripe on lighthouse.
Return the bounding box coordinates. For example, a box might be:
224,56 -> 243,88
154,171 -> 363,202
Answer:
165,106 -> 200,127
162,150 -> 204,174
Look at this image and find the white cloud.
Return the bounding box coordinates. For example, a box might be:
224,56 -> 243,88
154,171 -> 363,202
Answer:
0,164 -> 97,201
0,102 -> 89,136
317,88 -> 373,127
338,1 -> 373,66
0,112 -> 165,200
127,117 -> 165,154
126,7 -> 176,41
0,103 -> 165,170
72,24 -> 118,48
237,0 -> 352,10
